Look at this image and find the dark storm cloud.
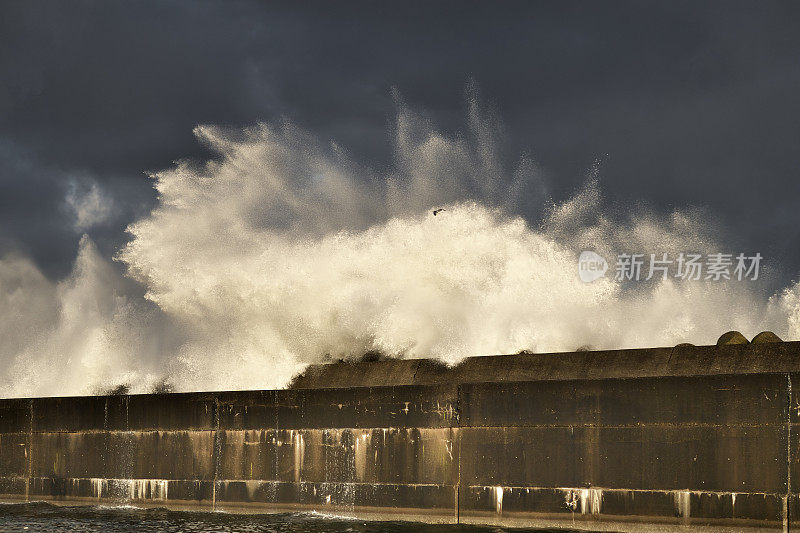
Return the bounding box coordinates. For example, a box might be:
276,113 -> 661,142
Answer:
2,0 -> 800,282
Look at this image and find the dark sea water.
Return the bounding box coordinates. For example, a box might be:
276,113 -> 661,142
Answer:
0,502 -> 583,533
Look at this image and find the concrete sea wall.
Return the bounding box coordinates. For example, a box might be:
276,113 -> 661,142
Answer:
1,341 -> 800,531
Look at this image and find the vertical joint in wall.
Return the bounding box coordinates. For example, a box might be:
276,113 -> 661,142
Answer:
455,384 -> 461,524
786,373 -> 792,533
25,400 -> 33,502
212,396 -> 220,511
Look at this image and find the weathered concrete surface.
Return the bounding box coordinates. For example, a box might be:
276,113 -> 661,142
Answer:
0,342 -> 799,531
291,341 -> 800,388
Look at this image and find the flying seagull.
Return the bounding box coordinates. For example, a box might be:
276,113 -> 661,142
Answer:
432,208 -> 446,216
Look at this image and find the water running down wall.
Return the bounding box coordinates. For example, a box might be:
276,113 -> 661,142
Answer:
1,342 -> 799,531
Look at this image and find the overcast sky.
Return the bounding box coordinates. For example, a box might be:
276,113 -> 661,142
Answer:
2,1 -> 800,283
